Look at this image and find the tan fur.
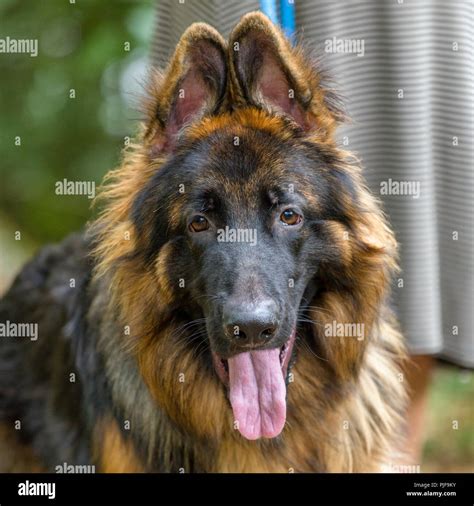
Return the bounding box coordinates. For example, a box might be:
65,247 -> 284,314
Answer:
0,423 -> 45,472
94,417 -> 144,473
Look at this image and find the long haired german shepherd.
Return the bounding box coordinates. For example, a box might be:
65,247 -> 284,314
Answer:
0,12 -> 405,472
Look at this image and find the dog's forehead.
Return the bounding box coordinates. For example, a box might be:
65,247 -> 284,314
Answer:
173,112 -> 334,211
186,125 -> 297,190
192,149 -> 286,214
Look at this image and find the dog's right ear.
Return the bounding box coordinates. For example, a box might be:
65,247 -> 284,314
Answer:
144,23 -> 227,156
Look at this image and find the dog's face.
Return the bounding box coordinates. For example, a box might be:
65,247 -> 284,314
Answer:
99,13 -> 397,442
178,126 -> 323,358
135,114 -> 358,438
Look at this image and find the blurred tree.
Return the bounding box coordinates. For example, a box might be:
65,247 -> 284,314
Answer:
0,0 -> 154,243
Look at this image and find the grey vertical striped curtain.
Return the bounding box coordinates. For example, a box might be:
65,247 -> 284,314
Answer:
150,0 -> 474,368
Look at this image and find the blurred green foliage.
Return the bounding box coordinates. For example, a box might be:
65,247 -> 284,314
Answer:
0,0 -> 154,243
423,367 -> 474,472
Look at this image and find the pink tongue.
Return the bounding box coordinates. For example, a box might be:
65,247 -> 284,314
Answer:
228,348 -> 287,440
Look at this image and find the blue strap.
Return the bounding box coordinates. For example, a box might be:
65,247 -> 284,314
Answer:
259,0 -> 295,43
280,0 -> 295,41
259,0 -> 279,25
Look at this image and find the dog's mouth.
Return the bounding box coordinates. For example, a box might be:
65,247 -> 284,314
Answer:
212,329 -> 296,440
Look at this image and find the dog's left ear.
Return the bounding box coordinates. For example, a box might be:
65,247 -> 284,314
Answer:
228,12 -> 342,138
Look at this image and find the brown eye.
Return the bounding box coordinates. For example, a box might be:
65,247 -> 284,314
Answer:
280,209 -> 302,226
189,215 -> 209,232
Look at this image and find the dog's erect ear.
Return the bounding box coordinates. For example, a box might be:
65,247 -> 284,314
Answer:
144,23 -> 227,156
228,12 -> 342,138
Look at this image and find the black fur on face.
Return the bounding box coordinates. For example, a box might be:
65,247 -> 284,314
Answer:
131,118 -> 358,370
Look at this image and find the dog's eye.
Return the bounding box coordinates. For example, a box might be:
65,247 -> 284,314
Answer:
280,209 -> 302,226
189,215 -> 209,232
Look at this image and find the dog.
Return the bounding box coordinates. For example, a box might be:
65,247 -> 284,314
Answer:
0,12 -> 406,472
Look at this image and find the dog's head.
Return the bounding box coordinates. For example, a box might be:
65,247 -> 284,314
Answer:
93,13 -> 397,442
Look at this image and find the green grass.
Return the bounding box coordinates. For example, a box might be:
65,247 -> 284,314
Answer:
423,367 -> 474,472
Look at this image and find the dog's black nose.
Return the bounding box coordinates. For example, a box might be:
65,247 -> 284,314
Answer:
223,300 -> 278,348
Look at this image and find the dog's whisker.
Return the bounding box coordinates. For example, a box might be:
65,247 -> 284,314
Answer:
297,305 -> 332,315
295,335 -> 329,362
172,330 -> 208,350
169,318 -> 207,341
168,330 -> 209,363
192,293 -> 221,303
296,317 -> 325,329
